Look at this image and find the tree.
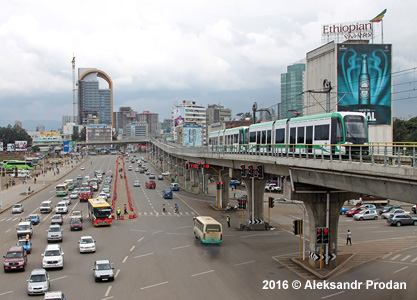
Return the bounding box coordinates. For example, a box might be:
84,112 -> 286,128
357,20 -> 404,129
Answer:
71,130 -> 79,141
0,125 -> 33,146
79,127 -> 86,141
32,145 -> 40,153
393,117 -> 417,142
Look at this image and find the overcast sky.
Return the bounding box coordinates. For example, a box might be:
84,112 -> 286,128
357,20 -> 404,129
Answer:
0,0 -> 416,129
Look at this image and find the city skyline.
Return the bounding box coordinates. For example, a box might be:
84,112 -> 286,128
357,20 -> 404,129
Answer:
0,1 -> 416,129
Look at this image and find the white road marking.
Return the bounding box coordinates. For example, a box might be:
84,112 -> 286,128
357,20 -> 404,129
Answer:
177,225 -> 192,229
411,257 -> 417,263
122,256 -> 128,263
115,269 -> 120,278
0,291 -> 13,296
130,246 -> 135,252
101,297 -> 113,300
5,229 -> 11,233
105,286 -> 112,297
191,270 -> 214,277
50,275 -> 68,282
137,237 -> 145,243
393,266 -> 408,274
130,229 -> 147,232
391,254 -> 401,261
322,291 -> 345,299
134,252 -> 154,259
152,230 -> 164,234
165,232 -> 188,236
234,260 -> 255,267
171,245 -> 190,250
241,234 -> 277,239
6,218 -> 12,221
401,255 -> 411,261
141,281 -> 168,290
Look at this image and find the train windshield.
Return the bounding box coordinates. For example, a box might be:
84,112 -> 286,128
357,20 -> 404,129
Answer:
344,115 -> 368,144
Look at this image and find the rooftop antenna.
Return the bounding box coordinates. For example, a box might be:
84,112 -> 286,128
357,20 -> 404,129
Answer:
72,54 -> 76,124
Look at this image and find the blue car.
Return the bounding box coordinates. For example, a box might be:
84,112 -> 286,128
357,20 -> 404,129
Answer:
163,189 -> 173,199
28,214 -> 40,225
17,238 -> 32,254
340,207 -> 348,215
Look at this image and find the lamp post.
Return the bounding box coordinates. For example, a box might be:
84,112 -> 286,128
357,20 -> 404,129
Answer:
278,198 -> 306,261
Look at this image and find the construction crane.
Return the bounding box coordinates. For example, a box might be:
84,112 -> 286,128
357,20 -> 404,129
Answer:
72,54 -> 76,123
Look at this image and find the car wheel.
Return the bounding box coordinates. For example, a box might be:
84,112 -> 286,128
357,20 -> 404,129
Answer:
359,217 -> 363,221
374,216 -> 378,220
95,278 -> 99,282
396,222 -> 402,227
414,221 -> 417,226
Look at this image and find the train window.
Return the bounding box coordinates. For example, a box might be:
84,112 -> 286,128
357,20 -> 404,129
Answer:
261,131 -> 266,144
297,127 -> 305,144
290,128 -> 296,144
331,117 -> 343,144
239,130 -> 244,144
250,131 -> 256,143
256,131 -> 261,144
235,134 -> 238,144
314,124 -> 330,140
276,128 -> 285,143
267,130 -> 271,144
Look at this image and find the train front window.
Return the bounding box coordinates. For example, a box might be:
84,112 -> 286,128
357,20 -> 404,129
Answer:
344,115 -> 368,143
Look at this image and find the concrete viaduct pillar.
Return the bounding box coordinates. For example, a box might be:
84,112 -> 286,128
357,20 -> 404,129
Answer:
242,177 -> 268,223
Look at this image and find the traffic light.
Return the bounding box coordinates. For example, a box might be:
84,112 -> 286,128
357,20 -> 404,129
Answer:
185,161 -> 189,169
241,200 -> 247,209
216,182 -> 220,190
240,164 -> 246,178
257,165 -> 264,179
238,200 -> 243,209
197,162 -> 202,170
216,182 -> 224,190
323,227 -> 329,244
220,182 -> 224,190
316,227 -> 323,244
268,196 -> 275,208
248,165 -> 254,178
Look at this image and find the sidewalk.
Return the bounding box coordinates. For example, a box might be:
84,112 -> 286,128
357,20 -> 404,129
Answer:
0,157 -> 86,214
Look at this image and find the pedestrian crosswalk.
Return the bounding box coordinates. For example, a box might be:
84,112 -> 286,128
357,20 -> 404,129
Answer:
384,253 -> 417,264
136,211 -> 196,217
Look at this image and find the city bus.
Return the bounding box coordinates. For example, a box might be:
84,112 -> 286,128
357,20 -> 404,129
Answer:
193,216 -> 223,245
2,160 -> 34,170
55,183 -> 69,196
64,179 -> 75,191
87,198 -> 112,226
25,157 -> 39,166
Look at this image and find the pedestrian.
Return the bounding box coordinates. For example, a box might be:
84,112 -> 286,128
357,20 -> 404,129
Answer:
115,193 -> 117,201
162,204 -> 166,213
34,178 -> 37,184
116,207 -> 121,219
347,229 -> 352,245
124,204 -> 128,214
227,215 -> 230,227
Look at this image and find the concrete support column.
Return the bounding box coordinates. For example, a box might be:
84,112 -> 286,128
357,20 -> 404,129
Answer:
242,177 -> 268,222
220,176 -> 230,208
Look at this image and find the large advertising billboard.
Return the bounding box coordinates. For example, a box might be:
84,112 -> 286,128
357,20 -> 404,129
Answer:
337,44 -> 392,125
7,143 -> 15,152
183,124 -> 202,147
40,132 -> 60,137
63,141 -> 70,153
15,141 -> 27,151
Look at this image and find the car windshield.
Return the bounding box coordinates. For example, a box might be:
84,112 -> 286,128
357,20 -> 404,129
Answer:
49,227 -> 60,232
52,215 -> 61,219
29,215 -> 38,219
97,263 -> 111,270
45,250 -> 60,256
81,238 -> 94,244
17,225 -> 30,230
206,224 -> 221,233
13,205 -> 21,208
6,251 -> 23,258
72,212 -> 81,216
18,240 -> 29,245
30,274 -> 46,283
71,219 -> 81,224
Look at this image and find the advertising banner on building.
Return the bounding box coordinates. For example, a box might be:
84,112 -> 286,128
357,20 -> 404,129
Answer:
63,141 -> 70,153
0,139 -> 3,152
173,107 -> 185,140
183,124 -> 202,147
7,143 -> 15,152
40,132 -> 60,137
337,44 -> 392,125
70,141 -> 77,153
15,141 -> 27,151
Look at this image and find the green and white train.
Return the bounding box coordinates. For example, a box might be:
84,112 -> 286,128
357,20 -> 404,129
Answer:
209,112 -> 368,156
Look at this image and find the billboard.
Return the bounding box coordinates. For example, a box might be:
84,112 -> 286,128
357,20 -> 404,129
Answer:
337,44 -> 392,125
70,141 -> 77,153
182,124 -> 202,147
40,132 -> 60,137
15,141 -> 27,151
63,141 -> 70,153
7,143 -> 15,152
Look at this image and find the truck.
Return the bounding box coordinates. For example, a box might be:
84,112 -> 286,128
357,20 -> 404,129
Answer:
351,195 -> 390,208
89,178 -> 99,191
79,186 -> 93,202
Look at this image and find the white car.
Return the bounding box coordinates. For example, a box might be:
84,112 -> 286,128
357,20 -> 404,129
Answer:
79,236 -> 96,253
80,166 -> 85,170
93,260 -> 114,282
162,171 -> 171,176
98,192 -> 107,200
382,209 -> 410,219
70,191 -> 79,199
55,202 -> 68,214
135,168 -> 140,172
102,187 -> 110,198
134,180 -> 140,187
353,209 -> 379,221
62,197 -> 71,206
128,166 -> 132,171
42,244 -> 64,269
12,204 -> 24,214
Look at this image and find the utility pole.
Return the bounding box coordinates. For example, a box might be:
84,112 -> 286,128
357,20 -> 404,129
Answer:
72,54 -> 77,124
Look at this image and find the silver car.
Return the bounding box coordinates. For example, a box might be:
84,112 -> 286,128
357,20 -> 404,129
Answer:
93,260 -> 114,282
27,268 -> 50,295
353,209 -> 378,221
47,224 -> 63,242
12,204 -> 24,214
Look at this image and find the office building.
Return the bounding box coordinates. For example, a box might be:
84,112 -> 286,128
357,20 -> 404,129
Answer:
172,101 -> 207,145
281,62 -> 306,119
136,111 -> 159,138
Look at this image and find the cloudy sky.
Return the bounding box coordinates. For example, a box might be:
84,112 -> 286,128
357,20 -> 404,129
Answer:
0,0 -> 416,130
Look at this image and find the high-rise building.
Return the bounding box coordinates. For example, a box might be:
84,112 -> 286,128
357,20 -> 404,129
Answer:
36,124 -> 46,132
206,104 -> 232,125
62,115 -> 72,128
113,107 -> 137,137
78,68 -> 113,128
172,101 -> 207,145
136,111 -> 159,138
280,62 -> 305,119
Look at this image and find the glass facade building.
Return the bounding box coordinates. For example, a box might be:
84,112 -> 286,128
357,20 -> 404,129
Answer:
280,63 -> 305,119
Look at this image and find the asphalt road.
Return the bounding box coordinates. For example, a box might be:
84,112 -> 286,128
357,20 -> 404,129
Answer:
0,154 -> 416,299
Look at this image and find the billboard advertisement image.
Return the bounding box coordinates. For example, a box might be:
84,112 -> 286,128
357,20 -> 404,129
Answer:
15,141 -> 27,151
337,44 -> 392,125
63,141 -> 70,153
183,124 -> 202,147
7,143 -> 15,152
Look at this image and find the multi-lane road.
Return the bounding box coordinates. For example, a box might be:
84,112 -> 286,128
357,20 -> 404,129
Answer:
0,154 -> 416,299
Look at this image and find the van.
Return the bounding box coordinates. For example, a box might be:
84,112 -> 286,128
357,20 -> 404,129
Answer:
44,291 -> 66,300
193,216 -> 223,245
17,221 -> 33,238
40,201 -> 53,214
170,183 -> 180,191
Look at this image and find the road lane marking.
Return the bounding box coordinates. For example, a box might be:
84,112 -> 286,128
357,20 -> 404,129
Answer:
122,256 -> 128,263
115,269 -> 120,278
322,291 -> 345,299
241,234 -> 277,239
411,257 -> 417,263
401,255 -> 411,261
130,229 -> 147,232
391,254 -> 401,260
5,229 -> 11,233
165,232 -> 188,236
191,270 -> 214,277
152,230 -> 164,234
50,275 -> 68,282
0,291 -> 13,296
234,260 -> 255,267
105,286 -> 112,297
171,245 -> 190,250
101,297 -> 113,300
141,281 -> 168,290
177,225 -> 192,229
138,237 -> 145,243
134,252 -> 154,259
6,218 -> 12,221
393,266 -> 408,273
130,246 -> 135,252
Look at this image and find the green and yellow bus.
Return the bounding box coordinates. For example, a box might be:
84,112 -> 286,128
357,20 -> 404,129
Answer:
64,179 -> 75,190
55,183 -> 69,196
2,160 -> 34,170
193,216 -> 223,245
